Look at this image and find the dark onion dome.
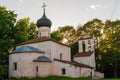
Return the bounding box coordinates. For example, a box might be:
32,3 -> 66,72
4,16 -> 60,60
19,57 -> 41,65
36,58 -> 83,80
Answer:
37,9 -> 52,28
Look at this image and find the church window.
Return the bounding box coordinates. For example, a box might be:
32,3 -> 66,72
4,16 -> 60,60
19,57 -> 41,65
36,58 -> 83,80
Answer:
62,68 -> 66,75
88,40 -> 91,44
82,41 -> 86,52
36,66 -> 38,72
13,62 -> 17,70
88,40 -> 92,52
79,68 -> 81,76
60,53 -> 62,60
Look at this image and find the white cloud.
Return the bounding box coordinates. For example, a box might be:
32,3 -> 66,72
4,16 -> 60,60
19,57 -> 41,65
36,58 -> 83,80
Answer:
89,4 -> 107,10
89,4 -> 96,9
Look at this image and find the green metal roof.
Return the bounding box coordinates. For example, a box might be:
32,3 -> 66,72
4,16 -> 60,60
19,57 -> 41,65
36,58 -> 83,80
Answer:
33,56 -> 52,62
13,46 -> 44,53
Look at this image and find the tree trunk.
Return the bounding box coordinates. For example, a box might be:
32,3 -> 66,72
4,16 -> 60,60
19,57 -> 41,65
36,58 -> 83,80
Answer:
113,63 -> 118,78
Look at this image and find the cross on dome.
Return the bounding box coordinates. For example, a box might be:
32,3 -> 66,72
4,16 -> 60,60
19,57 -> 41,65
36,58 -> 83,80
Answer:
42,3 -> 47,9
42,3 -> 47,12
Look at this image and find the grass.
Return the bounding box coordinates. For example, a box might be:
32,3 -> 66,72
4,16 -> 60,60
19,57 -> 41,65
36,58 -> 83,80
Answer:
6,76 -> 120,80
6,76 -> 91,80
101,78 -> 120,80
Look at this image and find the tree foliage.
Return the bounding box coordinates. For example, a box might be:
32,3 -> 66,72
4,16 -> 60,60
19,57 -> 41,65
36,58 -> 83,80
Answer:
0,6 -> 37,79
51,26 -> 77,45
99,20 -> 120,77
14,18 -> 38,44
51,30 -> 63,41
0,6 -> 17,79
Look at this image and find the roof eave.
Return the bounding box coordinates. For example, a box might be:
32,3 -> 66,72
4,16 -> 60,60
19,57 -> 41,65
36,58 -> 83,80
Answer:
17,37 -> 70,47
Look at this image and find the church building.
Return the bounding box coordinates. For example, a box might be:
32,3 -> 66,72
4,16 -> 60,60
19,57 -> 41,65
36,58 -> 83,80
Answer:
9,4 -> 96,78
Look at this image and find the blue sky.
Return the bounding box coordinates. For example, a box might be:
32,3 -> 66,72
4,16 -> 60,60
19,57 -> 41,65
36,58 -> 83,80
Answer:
0,0 -> 120,31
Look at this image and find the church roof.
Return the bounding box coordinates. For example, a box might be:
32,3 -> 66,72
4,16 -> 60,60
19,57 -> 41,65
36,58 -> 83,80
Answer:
74,52 -> 93,57
33,56 -> 52,62
17,37 -> 69,47
54,59 -> 93,69
13,46 -> 44,53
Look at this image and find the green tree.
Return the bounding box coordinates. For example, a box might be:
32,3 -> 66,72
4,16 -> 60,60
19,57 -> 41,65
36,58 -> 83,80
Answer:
76,25 -> 87,39
70,42 -> 78,57
0,6 -> 17,79
0,6 -> 38,79
99,20 -> 120,78
58,26 -> 77,45
51,30 -> 63,41
14,18 -> 38,45
83,18 -> 103,47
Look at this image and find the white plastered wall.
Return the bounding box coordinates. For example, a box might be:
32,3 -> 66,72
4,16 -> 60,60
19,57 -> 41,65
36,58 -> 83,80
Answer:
34,62 -> 54,77
50,41 -> 71,61
53,61 -> 91,78
17,41 -> 71,61
74,53 -> 95,68
9,53 -> 44,78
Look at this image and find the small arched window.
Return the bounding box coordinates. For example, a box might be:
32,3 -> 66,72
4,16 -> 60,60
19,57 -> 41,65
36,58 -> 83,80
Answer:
62,68 -> 66,75
36,66 -> 38,72
13,62 -> 17,70
60,53 -> 62,60
82,41 -> 86,52
88,40 -> 91,52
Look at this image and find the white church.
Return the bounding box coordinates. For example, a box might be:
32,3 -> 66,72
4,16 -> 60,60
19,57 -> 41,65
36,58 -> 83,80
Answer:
9,4 -> 97,78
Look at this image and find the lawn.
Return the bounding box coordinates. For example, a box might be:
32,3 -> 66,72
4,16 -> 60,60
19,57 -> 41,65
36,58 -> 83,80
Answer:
6,76 -> 120,80
6,76 -> 91,80
101,78 -> 120,80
